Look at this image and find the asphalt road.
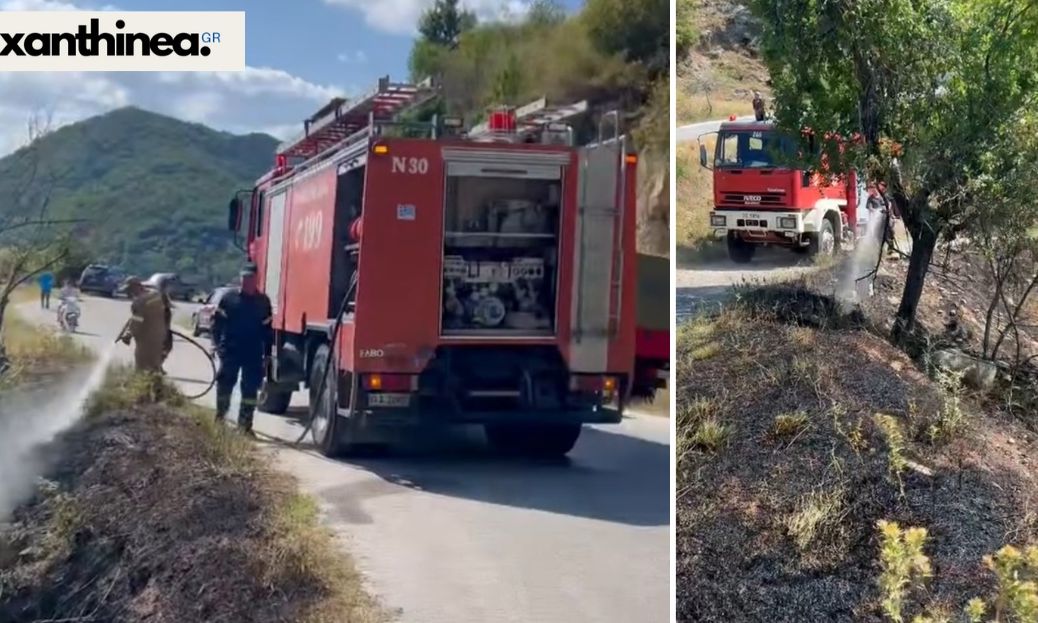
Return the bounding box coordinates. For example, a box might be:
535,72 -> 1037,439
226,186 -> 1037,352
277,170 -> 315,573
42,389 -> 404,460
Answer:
675,247 -> 820,322
675,115 -> 754,143
20,296 -> 670,623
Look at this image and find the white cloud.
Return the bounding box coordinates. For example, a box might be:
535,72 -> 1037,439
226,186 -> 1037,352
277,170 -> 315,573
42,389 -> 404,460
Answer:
0,69 -> 346,156
0,0 -> 348,155
173,91 -> 223,123
322,0 -> 530,36
260,123 -> 302,141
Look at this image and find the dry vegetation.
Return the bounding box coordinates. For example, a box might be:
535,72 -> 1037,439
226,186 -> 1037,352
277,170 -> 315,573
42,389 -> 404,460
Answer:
0,288 -> 90,390
676,248 -> 1038,622
0,367 -> 384,623
676,303 -> 1038,621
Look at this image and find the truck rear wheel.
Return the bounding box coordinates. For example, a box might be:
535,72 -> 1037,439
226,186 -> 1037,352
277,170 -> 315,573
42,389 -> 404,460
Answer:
485,423 -> 582,457
726,232 -> 756,264
309,344 -> 351,457
258,381 -> 293,415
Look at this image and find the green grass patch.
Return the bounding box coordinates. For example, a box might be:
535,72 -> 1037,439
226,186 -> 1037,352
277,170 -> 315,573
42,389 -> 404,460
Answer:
1,308 -> 91,389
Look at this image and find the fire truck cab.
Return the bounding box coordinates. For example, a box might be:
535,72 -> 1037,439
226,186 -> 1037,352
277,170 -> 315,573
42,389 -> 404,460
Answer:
226,77 -> 639,458
699,119 -> 860,264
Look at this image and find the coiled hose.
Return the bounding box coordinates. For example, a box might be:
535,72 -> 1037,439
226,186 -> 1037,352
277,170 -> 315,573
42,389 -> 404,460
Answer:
169,329 -> 218,400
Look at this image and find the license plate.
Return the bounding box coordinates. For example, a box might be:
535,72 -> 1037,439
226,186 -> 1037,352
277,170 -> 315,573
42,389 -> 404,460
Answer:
368,393 -> 410,408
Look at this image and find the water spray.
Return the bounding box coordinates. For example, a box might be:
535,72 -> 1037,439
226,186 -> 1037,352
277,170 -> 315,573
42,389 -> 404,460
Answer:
0,346 -> 116,520
837,210 -> 888,308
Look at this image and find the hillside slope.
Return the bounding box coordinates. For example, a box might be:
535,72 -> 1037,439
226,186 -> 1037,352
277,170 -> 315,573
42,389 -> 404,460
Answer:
676,0 -> 768,259
677,0 -> 767,124
0,108 -> 278,285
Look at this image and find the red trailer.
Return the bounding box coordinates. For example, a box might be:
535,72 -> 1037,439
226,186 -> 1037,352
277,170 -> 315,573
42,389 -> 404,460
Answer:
633,252 -> 669,399
227,77 -> 641,457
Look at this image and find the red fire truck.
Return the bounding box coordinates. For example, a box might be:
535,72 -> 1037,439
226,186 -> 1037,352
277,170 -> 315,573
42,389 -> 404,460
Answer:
226,77 -> 647,457
698,118 -> 861,263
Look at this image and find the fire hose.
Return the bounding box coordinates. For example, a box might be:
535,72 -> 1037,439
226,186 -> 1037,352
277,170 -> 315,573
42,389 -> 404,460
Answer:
293,277 -> 356,445
114,276 -> 354,443
115,321 -> 218,400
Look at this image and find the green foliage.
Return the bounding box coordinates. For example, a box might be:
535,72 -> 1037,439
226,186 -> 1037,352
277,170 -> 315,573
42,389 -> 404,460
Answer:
928,368 -> 968,444
409,38 -> 450,83
675,0 -> 698,58
417,0 -> 476,48
877,520 -> 932,623
874,523 -> 1038,623
527,0 -> 567,27
983,545 -> 1038,622
409,0 -> 659,148
409,0 -> 478,82
83,364 -> 186,418
581,0 -> 669,78
748,0 -> 1038,334
874,413 -> 908,493
0,108 -> 277,287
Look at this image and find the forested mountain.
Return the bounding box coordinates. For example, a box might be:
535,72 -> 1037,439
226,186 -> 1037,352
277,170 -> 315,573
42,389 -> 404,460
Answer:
0,107 -> 278,285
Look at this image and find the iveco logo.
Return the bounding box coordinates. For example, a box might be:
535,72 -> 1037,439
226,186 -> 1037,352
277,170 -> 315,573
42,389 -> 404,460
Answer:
744,195 -> 762,203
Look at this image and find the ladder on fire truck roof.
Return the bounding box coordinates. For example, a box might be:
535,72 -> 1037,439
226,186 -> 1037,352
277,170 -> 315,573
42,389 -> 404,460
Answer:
275,76 -> 440,160
467,97 -> 589,142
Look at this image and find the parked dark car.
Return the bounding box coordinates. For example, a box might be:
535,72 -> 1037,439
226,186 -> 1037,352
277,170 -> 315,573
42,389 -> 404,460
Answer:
77,264 -> 127,297
143,273 -> 199,302
191,286 -> 234,337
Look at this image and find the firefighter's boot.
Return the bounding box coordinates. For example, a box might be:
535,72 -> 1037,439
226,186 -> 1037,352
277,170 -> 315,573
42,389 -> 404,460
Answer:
215,393 -> 231,422
238,404 -> 255,436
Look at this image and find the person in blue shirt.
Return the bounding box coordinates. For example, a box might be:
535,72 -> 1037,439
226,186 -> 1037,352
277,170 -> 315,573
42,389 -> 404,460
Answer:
38,271 -> 54,309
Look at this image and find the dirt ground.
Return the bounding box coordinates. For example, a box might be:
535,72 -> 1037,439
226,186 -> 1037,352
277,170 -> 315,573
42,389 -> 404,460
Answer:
0,372 -> 383,623
676,254 -> 1038,622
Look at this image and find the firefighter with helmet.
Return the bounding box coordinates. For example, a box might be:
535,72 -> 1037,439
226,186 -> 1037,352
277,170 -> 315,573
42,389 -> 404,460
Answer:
211,262 -> 273,435
120,277 -> 172,373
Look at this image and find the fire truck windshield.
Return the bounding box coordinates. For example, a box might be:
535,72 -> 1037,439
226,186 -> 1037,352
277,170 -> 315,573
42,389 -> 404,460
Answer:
714,130 -> 795,169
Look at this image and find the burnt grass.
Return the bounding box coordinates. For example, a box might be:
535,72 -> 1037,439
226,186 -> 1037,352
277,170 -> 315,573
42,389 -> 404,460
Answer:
0,397 -> 381,623
676,285 -> 1038,622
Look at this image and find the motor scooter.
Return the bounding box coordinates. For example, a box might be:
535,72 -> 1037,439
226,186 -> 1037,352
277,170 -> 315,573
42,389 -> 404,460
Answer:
58,297 -> 81,333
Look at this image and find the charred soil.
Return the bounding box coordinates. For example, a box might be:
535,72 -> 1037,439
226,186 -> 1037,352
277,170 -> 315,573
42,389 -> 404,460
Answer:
676,256 -> 1038,622
0,370 -> 383,623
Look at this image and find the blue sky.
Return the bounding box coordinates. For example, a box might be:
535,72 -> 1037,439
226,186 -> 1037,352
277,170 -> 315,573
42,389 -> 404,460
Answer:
0,0 -> 583,154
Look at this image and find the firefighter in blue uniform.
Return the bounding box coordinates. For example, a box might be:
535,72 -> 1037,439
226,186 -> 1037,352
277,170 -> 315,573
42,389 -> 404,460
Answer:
211,262 -> 273,435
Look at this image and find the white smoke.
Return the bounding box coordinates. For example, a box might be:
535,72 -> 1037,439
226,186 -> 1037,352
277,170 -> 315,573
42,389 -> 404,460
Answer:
0,346 -> 115,520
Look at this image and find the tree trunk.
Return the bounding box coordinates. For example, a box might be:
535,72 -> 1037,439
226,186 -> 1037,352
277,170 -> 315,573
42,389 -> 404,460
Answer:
0,296 -> 9,377
892,223 -> 938,344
